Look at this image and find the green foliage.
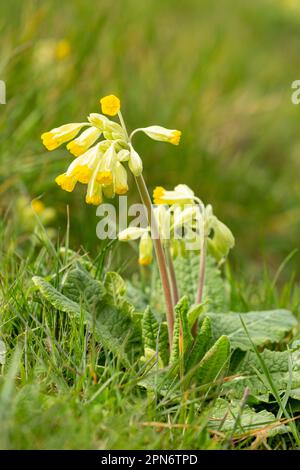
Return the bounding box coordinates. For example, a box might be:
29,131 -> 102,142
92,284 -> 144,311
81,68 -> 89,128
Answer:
173,255 -> 228,312
225,346 -> 300,402
142,307 -> 169,365
196,335 -> 230,386
186,316 -> 212,371
61,262 -> 106,308
33,264 -> 143,366
207,398 -> 287,438
206,310 -> 297,350
169,296 -> 193,367
153,254 -> 228,315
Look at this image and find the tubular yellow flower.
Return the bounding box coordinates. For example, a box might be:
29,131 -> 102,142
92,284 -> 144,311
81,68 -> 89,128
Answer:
114,161 -> 128,195
128,145 -> 143,176
66,127 -> 102,157
96,143 -> 116,185
118,227 -> 148,241
41,123 -> 87,150
55,174 -> 77,192
100,95 -> 121,116
86,179 -> 103,206
55,39 -> 71,60
102,184 -> 115,199
88,113 -> 109,129
132,125 -> 182,145
65,144 -> 101,183
153,184 -> 195,205
31,199 -> 45,214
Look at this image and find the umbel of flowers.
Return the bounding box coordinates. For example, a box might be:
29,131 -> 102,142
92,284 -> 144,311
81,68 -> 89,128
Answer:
41,94 -> 234,347
41,95 -> 181,205
41,95 -> 181,346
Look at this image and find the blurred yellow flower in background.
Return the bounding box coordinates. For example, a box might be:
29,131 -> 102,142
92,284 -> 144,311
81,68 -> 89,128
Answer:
55,39 -> 71,60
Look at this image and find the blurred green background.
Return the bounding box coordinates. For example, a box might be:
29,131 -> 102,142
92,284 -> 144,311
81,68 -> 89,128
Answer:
1,0 -> 300,278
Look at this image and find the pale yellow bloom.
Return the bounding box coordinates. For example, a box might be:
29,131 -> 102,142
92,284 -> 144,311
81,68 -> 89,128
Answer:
42,95 -> 181,206
55,39 -> 71,60
207,213 -> 235,261
132,125 -> 181,145
96,143 -> 116,185
153,184 -> 195,205
100,95 -> 121,116
31,199 -> 45,214
118,227 -> 148,241
67,127 -> 102,157
88,113 -> 109,129
128,145 -> 143,176
41,123 -> 87,151
114,161 -> 128,194
118,227 -> 152,265
138,232 -> 153,265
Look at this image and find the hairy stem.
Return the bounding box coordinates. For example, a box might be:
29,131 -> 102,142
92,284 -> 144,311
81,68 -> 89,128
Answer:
193,205 -> 207,336
135,175 -> 174,347
165,243 -> 179,305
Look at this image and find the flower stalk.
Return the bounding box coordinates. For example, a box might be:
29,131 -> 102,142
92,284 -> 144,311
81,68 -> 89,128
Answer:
134,174 -> 174,347
164,242 -> 179,305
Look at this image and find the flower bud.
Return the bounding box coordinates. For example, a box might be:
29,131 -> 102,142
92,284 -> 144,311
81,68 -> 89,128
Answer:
128,145 -> 143,176
139,232 -> 153,265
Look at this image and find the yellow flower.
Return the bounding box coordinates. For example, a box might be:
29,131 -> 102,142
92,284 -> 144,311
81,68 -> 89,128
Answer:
67,127 -> 102,157
55,174 -> 77,192
55,39 -> 71,60
118,227 -> 152,265
118,227 -> 148,241
31,199 -> 45,214
128,145 -> 143,176
131,125 -> 181,145
96,143 -> 116,185
41,123 -> 87,150
85,181 -> 103,206
153,184 -> 195,205
42,96 -> 180,207
100,95 -> 121,116
139,232 -> 153,265
114,161 -> 128,195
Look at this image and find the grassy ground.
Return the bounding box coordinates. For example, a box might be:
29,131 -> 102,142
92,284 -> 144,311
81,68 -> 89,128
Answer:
1,0 -> 300,450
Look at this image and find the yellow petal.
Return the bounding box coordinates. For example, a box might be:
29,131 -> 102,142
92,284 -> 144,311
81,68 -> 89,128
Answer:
55,174 -> 76,192
100,95 -> 121,116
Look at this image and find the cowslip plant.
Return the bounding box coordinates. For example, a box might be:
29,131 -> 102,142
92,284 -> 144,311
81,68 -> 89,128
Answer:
41,94 -> 181,346
38,94 -> 300,445
118,184 -> 235,328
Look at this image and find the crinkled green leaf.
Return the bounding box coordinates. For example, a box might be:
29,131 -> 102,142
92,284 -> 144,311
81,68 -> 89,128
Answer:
169,297 -> 193,367
32,276 -> 84,318
142,307 -> 169,365
207,310 -> 297,351
104,271 -> 126,305
186,316 -> 212,371
225,347 -> 300,401
152,255 -> 228,315
33,273 -> 142,366
126,281 -> 149,312
207,398 -> 287,437
104,271 -> 135,316
197,335 -> 230,386
173,254 -> 228,312
62,262 -> 106,309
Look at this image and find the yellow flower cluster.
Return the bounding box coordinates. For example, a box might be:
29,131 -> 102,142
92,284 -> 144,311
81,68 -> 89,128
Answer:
118,184 -> 235,265
41,95 -> 181,205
